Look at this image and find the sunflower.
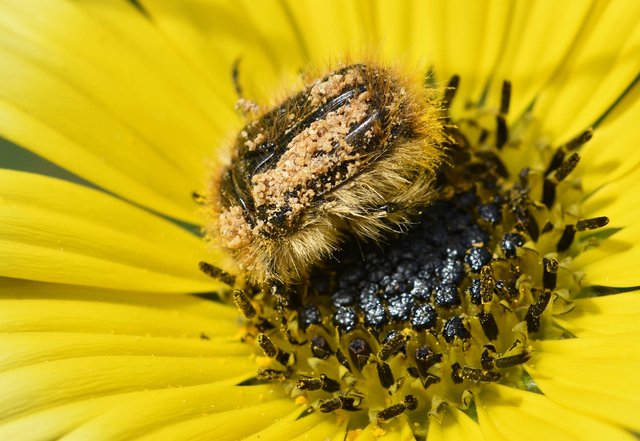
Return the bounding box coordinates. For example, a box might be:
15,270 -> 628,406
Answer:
1,0 -> 639,440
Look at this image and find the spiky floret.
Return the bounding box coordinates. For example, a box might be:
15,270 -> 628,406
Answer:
204,62 -> 447,284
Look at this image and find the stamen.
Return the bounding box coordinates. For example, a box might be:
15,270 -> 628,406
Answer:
198,261 -> 236,286
525,289 -> 552,333
415,346 -> 442,378
320,396 -> 360,413
554,153 -> 580,182
233,289 -> 256,319
377,362 -> 395,389
231,57 -> 243,98
378,331 -> 408,361
500,81 -> 512,114
256,368 -> 288,381
477,311 -> 499,340
494,351 -> 531,368
542,178 -> 556,208
310,336 -> 333,359
257,333 -> 293,366
442,316 -> 470,342
542,257 -> 558,290
480,266 -> 495,303
443,75 -> 460,110
376,395 -> 418,422
296,377 -> 323,391
495,115 -> 508,149
460,366 -> 502,382
556,224 -> 576,252
544,149 -> 566,176
576,216 -> 610,231
227,73 -> 607,435
348,338 -> 372,371
563,128 -> 593,151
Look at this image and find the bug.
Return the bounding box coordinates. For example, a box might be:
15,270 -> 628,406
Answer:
204,63 -> 446,285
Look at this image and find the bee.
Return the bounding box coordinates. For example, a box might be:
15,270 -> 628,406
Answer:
204,63 -> 447,285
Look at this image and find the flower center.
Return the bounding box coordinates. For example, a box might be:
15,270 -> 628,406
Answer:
230,76 -> 608,435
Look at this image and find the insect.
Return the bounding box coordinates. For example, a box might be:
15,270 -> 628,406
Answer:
204,63 -> 446,285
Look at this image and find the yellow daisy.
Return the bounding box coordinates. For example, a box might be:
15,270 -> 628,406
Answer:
0,1 -> 639,440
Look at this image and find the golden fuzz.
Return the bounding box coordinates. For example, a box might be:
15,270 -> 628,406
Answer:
204,62 -> 448,284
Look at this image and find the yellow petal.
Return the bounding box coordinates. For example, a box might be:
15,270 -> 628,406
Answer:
139,0 -> 304,103
286,0 -> 372,63
77,0 -> 239,133
427,408 -> 485,441
529,334 -> 640,433
241,407 -> 331,441
0,277 -> 239,319
0,332 -> 251,373
534,0 -> 640,144
477,384 -> 636,441
553,292 -> 640,338
0,296 -> 237,338
289,416 -> 347,441
579,86 -> 640,196
488,0 -> 592,119
0,280 -> 264,439
63,385 -> 284,441
0,1 -> 237,222
133,399 -> 297,441
572,224 -> 640,287
0,170 -> 231,292
0,383 -> 278,441
581,168 -> 640,228
405,0 -> 513,117
0,355 -> 255,421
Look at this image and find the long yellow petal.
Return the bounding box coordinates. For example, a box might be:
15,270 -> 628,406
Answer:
579,87 -> 640,196
534,0 -> 640,144
477,384 -> 636,441
529,334 -> 640,433
572,224 -> 640,287
241,407 -> 329,441
0,0 -> 238,221
427,408 -> 485,441
0,383 -> 277,441
553,292 -> 640,338
488,0 -> 593,119
0,355 -> 255,421
0,170 -> 232,292
139,0 -> 304,104
133,399 -> 298,441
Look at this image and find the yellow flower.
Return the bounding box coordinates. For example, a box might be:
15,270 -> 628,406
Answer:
0,1 -> 639,440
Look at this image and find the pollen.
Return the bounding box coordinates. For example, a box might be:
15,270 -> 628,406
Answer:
227,72 -> 609,436
204,63 -> 446,283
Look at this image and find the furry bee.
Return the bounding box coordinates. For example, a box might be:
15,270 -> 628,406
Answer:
205,63 -> 446,285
